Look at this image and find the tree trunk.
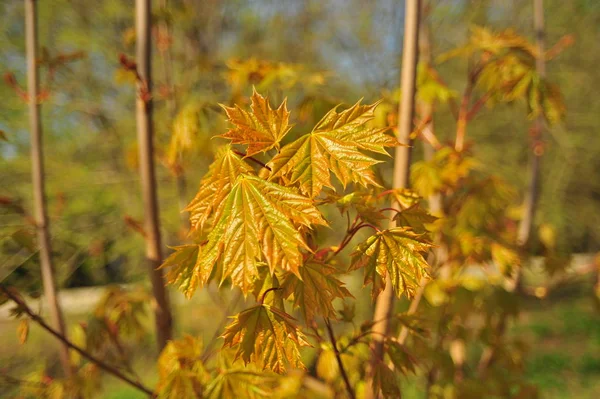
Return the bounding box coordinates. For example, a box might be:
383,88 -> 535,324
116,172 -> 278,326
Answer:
511,0 -> 545,293
136,0 -> 173,351
517,0 -> 545,250
366,1 -> 420,398
24,0 -> 73,378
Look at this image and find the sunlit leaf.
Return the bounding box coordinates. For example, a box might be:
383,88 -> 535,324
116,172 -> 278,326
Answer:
221,304 -> 311,373
186,146 -> 255,234
219,89 -> 292,156
268,100 -> 399,198
350,228 -> 432,299
281,261 -> 353,323
197,175 -> 326,293
160,245 -> 209,298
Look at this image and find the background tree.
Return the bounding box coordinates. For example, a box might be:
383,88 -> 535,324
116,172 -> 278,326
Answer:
24,0 -> 72,378
134,0 -> 173,350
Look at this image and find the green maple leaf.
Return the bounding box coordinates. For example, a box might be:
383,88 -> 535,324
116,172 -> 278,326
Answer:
196,174 -> 326,293
281,261 -> 353,323
350,228 -> 432,300
221,304 -> 311,373
219,89 -> 292,156
268,100 -> 399,198
186,146 -> 254,234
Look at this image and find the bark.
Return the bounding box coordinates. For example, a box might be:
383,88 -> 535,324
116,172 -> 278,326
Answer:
517,0 -> 546,251
136,0 -> 173,351
478,0 -> 546,374
365,1 -> 420,398
24,0 -> 73,378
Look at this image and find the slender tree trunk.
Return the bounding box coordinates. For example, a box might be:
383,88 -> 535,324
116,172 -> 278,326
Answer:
366,1 -> 420,398
509,0 -> 545,294
517,0 -> 545,251
136,0 -> 173,351
478,0 -> 546,374
24,0 -> 73,378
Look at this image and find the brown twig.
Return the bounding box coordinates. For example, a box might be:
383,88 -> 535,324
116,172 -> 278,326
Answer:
0,286 -> 155,397
325,318 -> 356,399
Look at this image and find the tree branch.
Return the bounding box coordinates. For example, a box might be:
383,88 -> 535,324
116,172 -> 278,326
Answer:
325,318 -> 356,399
0,286 -> 155,397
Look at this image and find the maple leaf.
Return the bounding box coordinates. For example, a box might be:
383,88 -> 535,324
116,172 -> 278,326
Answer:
186,146 -> 254,234
196,174 -> 326,293
156,335 -> 208,399
159,245 -> 213,298
204,369 -> 277,399
350,228 -> 432,300
394,205 -> 438,234
281,261 -> 353,323
219,89 -> 292,156
372,362 -> 401,399
221,304 -> 311,373
268,100 -> 399,198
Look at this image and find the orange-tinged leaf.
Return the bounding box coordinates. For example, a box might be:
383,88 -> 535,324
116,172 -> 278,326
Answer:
196,175 -> 326,294
350,228 -> 432,300
281,262 -> 353,323
18,319 -> 29,344
219,89 -> 292,156
221,304 -> 310,373
268,100 -> 398,198
186,146 -> 255,234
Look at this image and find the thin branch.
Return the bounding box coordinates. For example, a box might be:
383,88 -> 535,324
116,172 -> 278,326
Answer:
325,319 -> 356,399
0,286 -> 155,397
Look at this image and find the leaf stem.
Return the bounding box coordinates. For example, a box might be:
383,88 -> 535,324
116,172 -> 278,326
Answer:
258,287 -> 281,305
325,318 -> 356,399
233,150 -> 271,171
0,285 -> 155,397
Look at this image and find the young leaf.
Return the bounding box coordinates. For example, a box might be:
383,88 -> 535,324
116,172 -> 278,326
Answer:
394,205 -> 438,234
219,89 -> 292,156
157,335 -> 208,399
221,304 -> 311,373
371,362 -> 401,399
17,319 -> 29,344
268,100 -> 398,198
350,228 -> 432,299
205,369 -> 276,399
186,146 -> 255,234
386,340 -> 418,375
160,245 -> 209,298
197,175 -> 326,293
281,261 -> 353,323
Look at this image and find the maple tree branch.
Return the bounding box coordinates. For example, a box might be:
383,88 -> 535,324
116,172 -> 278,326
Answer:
0,286 -> 155,397
466,91 -> 492,121
325,318 -> 356,399
233,150 -> 271,171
